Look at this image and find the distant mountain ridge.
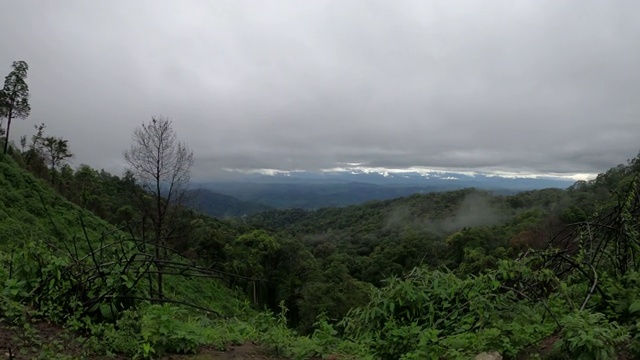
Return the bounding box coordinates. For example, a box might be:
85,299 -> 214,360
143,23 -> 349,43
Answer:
194,170 -> 574,210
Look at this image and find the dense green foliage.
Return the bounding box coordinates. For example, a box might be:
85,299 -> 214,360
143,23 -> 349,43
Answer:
3,103 -> 640,359
0,156 -> 112,245
188,188 -> 273,218
0,150 -> 368,359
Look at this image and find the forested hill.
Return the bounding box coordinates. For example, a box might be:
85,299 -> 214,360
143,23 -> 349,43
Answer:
187,188 -> 273,218
246,187 -> 574,234
0,155 -> 115,245
246,154 -> 636,242
234,166 -> 626,323
0,153 -> 246,307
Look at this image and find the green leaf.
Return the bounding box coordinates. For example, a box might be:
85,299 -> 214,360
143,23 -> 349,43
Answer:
629,300 -> 640,314
99,304 -> 113,319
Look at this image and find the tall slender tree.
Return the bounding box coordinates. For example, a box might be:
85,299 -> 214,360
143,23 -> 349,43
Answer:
0,61 -> 31,154
124,116 -> 194,299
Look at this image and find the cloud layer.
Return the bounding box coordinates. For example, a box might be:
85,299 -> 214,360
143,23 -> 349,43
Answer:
1,0 -> 639,179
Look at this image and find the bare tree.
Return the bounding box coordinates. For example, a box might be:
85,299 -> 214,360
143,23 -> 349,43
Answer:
124,116 -> 194,299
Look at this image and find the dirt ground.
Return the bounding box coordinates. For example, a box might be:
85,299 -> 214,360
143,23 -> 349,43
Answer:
1,321 -> 86,359
163,343 -> 286,360
0,321 -> 284,360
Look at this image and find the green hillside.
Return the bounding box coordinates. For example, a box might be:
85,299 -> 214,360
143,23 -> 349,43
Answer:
187,188 -> 273,218
4,141 -> 640,359
0,156 -> 114,247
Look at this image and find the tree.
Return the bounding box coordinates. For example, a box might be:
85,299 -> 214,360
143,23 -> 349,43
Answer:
0,61 -> 30,155
21,123 -> 47,176
123,116 -> 194,299
224,230 -> 280,303
42,136 -> 73,183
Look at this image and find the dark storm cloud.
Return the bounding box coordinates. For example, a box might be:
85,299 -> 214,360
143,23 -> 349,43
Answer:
1,0 -> 639,179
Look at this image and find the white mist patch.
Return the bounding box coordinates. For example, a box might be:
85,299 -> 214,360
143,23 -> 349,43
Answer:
440,192 -> 505,233
384,192 -> 506,236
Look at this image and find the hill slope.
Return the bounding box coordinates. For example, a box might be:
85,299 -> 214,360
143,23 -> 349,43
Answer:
0,155 -> 258,357
0,155 -> 113,245
246,187 -> 577,237
187,188 -> 273,218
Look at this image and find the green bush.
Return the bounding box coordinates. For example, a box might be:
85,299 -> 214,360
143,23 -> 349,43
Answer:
554,310 -> 628,360
139,304 -> 206,356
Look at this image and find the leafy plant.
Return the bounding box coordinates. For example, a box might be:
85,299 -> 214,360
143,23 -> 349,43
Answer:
554,310 -> 628,360
139,304 -> 205,356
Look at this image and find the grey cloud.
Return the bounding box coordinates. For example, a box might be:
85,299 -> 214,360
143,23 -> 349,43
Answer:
1,0 -> 639,179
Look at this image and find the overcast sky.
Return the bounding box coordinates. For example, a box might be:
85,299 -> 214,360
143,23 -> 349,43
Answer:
1,0 -> 639,180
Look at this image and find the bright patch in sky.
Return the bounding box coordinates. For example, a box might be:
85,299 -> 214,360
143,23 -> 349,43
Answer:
223,166 -> 596,181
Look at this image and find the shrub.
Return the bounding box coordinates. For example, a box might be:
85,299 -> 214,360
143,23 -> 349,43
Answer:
554,310 -> 628,360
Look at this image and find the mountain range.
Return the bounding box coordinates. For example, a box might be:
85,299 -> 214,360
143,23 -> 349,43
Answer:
191,169 -> 575,214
